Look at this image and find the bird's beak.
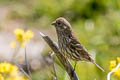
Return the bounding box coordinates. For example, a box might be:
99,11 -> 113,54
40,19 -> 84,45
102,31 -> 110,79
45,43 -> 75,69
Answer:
51,21 -> 56,25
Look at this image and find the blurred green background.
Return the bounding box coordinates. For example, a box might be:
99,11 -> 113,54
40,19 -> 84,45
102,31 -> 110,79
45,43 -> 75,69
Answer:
0,0 -> 120,80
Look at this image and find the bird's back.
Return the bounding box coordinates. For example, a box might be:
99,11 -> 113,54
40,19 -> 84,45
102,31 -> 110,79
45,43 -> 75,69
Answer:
58,30 -> 92,62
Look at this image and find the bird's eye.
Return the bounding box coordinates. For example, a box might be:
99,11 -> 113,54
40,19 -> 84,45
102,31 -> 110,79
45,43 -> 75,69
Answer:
57,22 -> 61,25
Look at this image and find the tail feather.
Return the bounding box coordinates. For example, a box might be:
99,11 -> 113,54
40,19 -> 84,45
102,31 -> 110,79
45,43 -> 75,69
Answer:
92,61 -> 104,72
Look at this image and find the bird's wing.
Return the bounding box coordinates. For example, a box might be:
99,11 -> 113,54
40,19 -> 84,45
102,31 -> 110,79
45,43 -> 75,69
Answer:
69,35 -> 104,71
69,36 -> 92,61
69,36 -> 86,51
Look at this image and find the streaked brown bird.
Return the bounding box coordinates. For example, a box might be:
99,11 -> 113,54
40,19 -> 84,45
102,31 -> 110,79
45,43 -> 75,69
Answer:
52,17 -> 104,71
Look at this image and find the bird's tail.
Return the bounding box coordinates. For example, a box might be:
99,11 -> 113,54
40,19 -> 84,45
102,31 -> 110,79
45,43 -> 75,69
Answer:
92,61 -> 104,72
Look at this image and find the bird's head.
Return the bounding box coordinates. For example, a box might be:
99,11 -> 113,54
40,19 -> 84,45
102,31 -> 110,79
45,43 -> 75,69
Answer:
52,17 -> 72,31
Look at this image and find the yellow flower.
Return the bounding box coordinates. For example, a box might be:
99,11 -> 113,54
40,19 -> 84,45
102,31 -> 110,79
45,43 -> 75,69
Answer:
20,42 -> 25,47
10,28 -> 34,48
10,41 -> 16,48
0,74 -> 4,80
114,67 -> 120,77
14,28 -> 24,43
0,62 -> 28,80
24,30 -> 34,41
109,60 -> 116,70
117,57 -> 120,63
0,62 -> 18,73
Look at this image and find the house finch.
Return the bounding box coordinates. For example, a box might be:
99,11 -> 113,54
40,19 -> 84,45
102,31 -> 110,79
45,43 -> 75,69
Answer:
52,17 -> 104,71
